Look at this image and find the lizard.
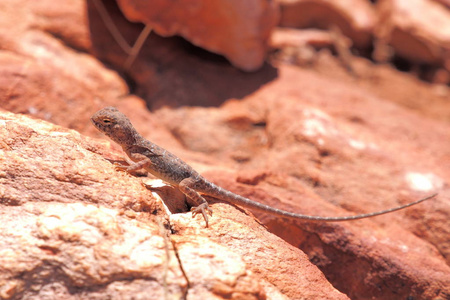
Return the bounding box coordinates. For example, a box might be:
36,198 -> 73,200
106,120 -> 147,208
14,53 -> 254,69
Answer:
91,106 -> 437,227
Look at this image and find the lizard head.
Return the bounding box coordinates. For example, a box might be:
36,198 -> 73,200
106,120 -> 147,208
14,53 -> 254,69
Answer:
91,106 -> 138,146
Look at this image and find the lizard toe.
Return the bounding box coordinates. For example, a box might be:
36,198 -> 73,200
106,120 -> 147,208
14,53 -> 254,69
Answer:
191,203 -> 213,227
114,164 -> 129,172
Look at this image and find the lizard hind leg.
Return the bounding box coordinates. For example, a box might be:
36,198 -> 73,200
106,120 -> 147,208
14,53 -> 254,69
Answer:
179,178 -> 213,227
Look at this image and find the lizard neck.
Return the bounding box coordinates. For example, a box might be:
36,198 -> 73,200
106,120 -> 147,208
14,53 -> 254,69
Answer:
106,125 -> 142,149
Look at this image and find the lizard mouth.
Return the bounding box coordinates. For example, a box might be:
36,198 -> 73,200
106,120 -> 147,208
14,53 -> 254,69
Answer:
91,120 -> 99,130
90,117 -> 101,129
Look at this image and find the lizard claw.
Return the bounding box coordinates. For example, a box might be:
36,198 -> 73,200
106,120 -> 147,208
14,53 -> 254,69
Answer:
191,203 -> 213,227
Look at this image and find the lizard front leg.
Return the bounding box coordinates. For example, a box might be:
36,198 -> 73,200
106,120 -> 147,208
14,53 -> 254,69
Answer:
179,177 -> 213,227
116,154 -> 152,172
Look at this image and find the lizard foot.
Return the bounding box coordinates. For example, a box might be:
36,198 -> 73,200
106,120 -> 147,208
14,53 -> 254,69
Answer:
114,163 -> 129,172
191,203 -> 213,227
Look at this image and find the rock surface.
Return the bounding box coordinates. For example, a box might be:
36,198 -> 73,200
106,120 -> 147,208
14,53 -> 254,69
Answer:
115,0 -> 279,71
0,110 -> 348,300
375,0 -> 450,66
277,0 -> 450,81
0,0 -> 450,300
277,0 -> 376,49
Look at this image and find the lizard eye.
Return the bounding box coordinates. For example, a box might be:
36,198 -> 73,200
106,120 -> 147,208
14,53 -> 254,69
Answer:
102,118 -> 112,124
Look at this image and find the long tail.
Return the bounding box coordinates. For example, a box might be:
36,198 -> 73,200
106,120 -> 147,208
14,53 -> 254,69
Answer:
203,182 -> 437,221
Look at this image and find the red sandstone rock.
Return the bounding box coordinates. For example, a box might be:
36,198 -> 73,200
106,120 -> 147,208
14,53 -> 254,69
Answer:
0,0 -> 131,135
0,0 -> 450,299
153,66 -> 450,299
375,0 -> 450,66
0,110 -> 349,300
270,27 -> 335,49
268,27 -> 355,72
277,0 -> 376,49
115,0 -> 279,71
